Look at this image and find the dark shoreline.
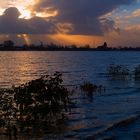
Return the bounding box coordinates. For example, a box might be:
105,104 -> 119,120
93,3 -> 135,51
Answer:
1,48 -> 140,51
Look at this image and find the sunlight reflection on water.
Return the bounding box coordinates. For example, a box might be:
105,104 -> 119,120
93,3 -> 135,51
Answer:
1,51 -> 140,139
1,51 -> 139,88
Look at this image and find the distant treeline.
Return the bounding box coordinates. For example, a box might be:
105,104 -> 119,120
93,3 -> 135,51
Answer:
0,40 -> 140,51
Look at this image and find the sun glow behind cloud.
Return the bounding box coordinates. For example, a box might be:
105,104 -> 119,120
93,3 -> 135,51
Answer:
0,0 -> 139,47
23,34 -> 31,45
0,0 -> 59,19
18,8 -> 31,19
0,0 -> 36,18
49,34 -> 103,47
35,10 -> 58,18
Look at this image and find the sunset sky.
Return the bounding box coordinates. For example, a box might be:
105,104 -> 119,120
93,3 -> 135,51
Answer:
0,0 -> 140,47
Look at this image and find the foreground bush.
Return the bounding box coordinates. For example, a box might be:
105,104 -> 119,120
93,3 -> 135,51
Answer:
0,72 -> 70,137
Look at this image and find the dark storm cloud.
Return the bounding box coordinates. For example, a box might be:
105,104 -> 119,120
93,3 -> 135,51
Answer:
34,0 -> 136,35
0,0 -> 137,35
0,7 -> 55,34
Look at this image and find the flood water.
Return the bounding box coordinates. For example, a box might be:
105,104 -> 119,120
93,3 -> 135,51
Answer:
1,51 -> 140,140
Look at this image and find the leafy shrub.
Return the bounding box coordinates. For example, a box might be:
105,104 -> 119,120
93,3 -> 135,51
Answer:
0,72 -> 71,136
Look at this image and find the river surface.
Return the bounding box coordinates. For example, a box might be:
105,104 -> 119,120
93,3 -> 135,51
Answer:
1,51 -> 140,140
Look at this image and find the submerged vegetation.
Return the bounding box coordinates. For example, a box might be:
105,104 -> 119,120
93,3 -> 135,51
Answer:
80,82 -> 105,94
0,72 -> 106,138
80,82 -> 105,102
134,65 -> 140,80
80,82 -> 97,94
0,72 -> 71,138
107,64 -> 130,79
107,64 -> 140,80
1,64 -> 140,139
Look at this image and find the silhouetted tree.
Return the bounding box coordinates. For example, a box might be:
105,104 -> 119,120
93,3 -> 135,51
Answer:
3,40 -> 14,48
